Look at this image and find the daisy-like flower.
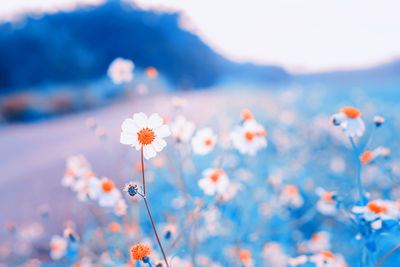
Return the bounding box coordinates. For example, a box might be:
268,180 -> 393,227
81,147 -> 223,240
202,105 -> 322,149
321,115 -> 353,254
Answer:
50,235 -> 68,260
352,199 -> 399,230
238,249 -> 253,267
316,188 -> 338,216
198,168 -> 229,195
360,147 -> 391,165
309,251 -> 347,267
300,232 -> 331,254
107,57 -> 134,84
131,244 -> 151,262
330,106 -> 365,137
120,113 -> 171,160
280,185 -> 304,208
231,119 -> 267,155
192,128 -> 217,155
171,115 -> 195,142
241,109 -> 254,121
262,242 -> 288,267
88,177 -> 121,207
114,198 -> 128,216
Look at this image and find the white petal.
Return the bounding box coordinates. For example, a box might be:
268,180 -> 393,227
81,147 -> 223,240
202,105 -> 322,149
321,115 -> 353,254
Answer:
371,220 -> 382,230
143,145 -> 156,159
133,112 -> 148,129
121,118 -> 139,133
152,138 -> 167,152
120,132 -> 137,145
148,113 -> 163,129
155,125 -> 171,138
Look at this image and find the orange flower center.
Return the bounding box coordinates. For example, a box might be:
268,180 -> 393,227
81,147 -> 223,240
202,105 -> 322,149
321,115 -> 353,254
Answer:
146,67 -> 158,79
285,185 -> 299,197
367,201 -> 388,214
245,131 -> 255,141
340,106 -> 362,118
239,249 -> 252,261
323,192 -> 334,204
204,138 -> 213,146
320,250 -> 335,259
360,151 -> 374,164
51,242 -> 61,251
65,168 -> 75,176
109,222 -> 121,233
241,109 -> 254,121
101,179 -> 115,193
210,169 -> 225,183
137,128 -> 156,145
131,244 -> 151,261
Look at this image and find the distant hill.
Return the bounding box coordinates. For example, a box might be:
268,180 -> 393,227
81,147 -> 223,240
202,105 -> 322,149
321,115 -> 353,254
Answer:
0,0 -> 288,93
295,60 -> 400,84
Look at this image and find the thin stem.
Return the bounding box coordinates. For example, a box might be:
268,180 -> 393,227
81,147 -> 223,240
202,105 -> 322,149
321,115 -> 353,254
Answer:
140,147 -> 170,267
349,136 -> 365,204
374,243 -> 400,267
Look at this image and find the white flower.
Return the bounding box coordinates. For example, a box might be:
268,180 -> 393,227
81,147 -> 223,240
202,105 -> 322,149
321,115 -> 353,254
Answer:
198,168 -> 229,195
107,57 -> 134,84
280,185 -> 303,208
88,177 -> 121,207
331,106 -> 365,137
352,199 -> 399,229
50,235 -> 68,260
114,198 -> 128,216
171,115 -> 195,142
316,188 -> 337,216
262,242 -> 288,267
231,119 -> 267,155
192,128 -> 217,155
120,113 -> 171,160
309,251 -> 347,267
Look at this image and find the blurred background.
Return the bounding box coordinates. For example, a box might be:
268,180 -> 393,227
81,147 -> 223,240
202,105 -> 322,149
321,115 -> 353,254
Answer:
1,0 -> 400,265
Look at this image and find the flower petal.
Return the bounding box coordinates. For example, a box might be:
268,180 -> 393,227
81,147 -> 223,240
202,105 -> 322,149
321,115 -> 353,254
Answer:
120,132 -> 137,145
152,138 -> 167,152
133,112 -> 148,129
155,125 -> 171,138
148,113 -> 163,129
122,118 -> 139,133
143,145 -> 156,159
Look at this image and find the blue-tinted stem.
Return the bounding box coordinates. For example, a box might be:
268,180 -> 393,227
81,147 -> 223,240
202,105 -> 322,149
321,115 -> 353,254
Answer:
349,136 -> 365,204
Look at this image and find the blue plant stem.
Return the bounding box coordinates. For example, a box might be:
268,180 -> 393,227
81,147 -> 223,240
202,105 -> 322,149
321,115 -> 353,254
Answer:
349,136 -> 365,204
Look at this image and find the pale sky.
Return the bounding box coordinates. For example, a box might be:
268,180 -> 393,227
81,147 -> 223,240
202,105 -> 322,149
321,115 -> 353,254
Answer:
2,0 -> 400,73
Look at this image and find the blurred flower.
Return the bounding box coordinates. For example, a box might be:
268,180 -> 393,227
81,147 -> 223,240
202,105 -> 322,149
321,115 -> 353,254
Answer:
192,128 -> 217,155
360,147 -> 391,165
352,199 -> 399,230
171,115 -> 195,142
231,119 -> 267,155
241,109 -> 254,121
309,251 -> 347,267
280,185 -> 303,208
146,67 -> 158,79
114,198 -> 128,216
238,249 -> 253,267
108,222 -> 121,233
130,244 -> 151,261
331,106 -> 365,137
107,58 -> 134,84
198,168 -> 229,195
262,242 -> 288,267
120,113 -> 171,160
50,235 -> 67,260
373,116 -> 384,127
88,177 -> 121,207
316,188 -> 338,216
